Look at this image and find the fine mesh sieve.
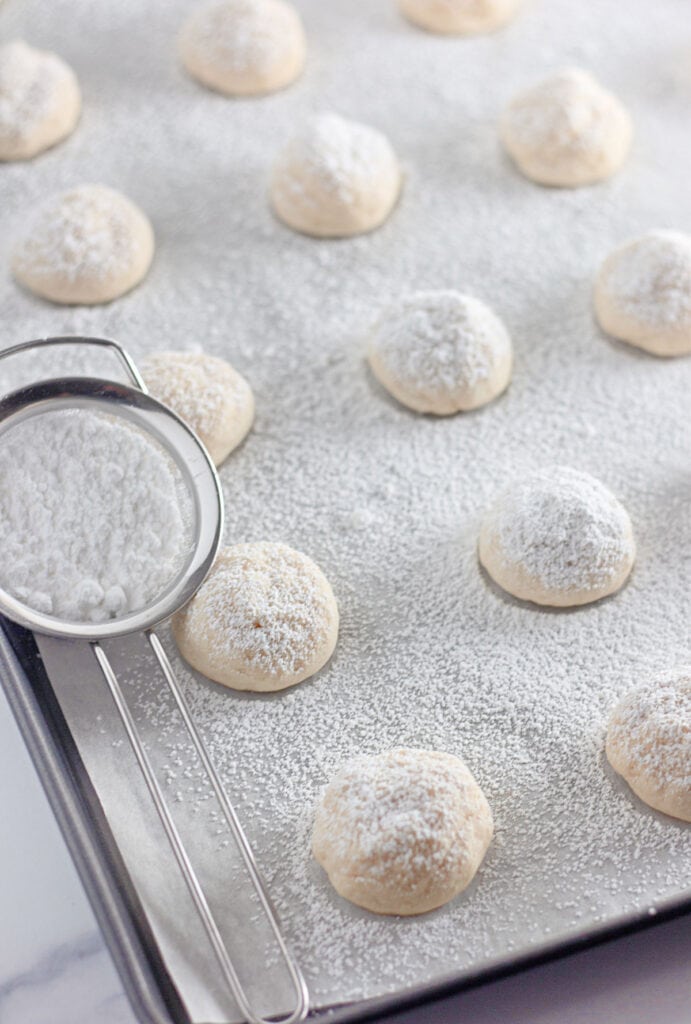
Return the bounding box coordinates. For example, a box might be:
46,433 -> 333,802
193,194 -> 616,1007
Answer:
0,336 -> 309,1024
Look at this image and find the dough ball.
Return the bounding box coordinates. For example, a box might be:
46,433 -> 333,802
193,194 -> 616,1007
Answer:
173,542 -> 339,692
500,68 -> 632,187
12,184 -> 154,305
594,231 -> 691,357
139,351 -> 254,466
179,0 -> 306,97
0,40 -> 81,161
312,748 -> 493,916
367,290 -> 512,415
479,466 -> 635,607
399,0 -> 522,35
270,113 -> 402,238
606,670 -> 691,822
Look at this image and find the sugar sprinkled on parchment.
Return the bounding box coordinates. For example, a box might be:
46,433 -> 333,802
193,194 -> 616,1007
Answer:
0,0 -> 689,1010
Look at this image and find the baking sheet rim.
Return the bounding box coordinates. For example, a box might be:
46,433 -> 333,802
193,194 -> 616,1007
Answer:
2,621 -> 690,1024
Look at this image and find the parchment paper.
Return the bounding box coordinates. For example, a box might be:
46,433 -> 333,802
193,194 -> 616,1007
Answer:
1,0 -> 690,1020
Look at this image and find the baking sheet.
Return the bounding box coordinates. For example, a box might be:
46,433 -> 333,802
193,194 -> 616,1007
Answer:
1,0 -> 691,1021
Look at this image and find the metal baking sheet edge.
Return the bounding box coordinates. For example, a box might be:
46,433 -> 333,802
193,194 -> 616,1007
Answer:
1,618 -> 690,1024
0,620 -> 186,1024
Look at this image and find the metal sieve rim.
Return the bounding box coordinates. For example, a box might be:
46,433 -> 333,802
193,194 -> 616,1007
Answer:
0,376 -> 224,640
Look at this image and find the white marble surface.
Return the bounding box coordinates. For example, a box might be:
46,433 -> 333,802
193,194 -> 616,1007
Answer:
1,680 -> 690,1024
0,684 -> 134,1024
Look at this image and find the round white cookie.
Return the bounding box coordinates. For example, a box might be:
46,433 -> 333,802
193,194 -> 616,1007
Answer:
594,231 -> 691,357
312,748 -> 493,916
270,113 -> 402,238
140,351 -> 254,466
0,40 -> 81,161
479,466 -> 635,607
500,68 -> 632,187
367,290 -> 512,414
173,542 -> 339,692
399,0 -> 522,35
12,184 -> 154,305
179,0 -> 306,97
606,670 -> 691,822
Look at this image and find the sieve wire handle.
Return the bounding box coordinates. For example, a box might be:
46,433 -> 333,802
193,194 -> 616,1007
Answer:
0,335 -> 309,1022
0,335 -> 148,391
92,639 -> 309,1024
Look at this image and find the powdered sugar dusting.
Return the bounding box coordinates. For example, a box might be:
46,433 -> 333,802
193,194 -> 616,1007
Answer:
369,290 -> 510,402
598,231 -> 691,330
312,748 -> 492,913
175,542 -> 335,681
0,0 -> 690,1014
607,671 -> 691,801
12,184 -> 145,285
483,465 -> 634,593
140,351 -> 251,439
0,408 -> 192,621
0,40 -> 73,147
182,0 -> 302,79
502,67 -> 620,157
274,113 -> 397,206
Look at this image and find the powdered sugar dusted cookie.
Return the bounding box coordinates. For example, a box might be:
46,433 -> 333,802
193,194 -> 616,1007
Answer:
179,0 -> 306,97
367,290 -> 512,414
12,184 -> 154,305
606,670 -> 691,822
500,68 -> 632,187
173,542 -> 339,691
479,466 -> 635,607
399,0 -> 523,35
312,748 -> 493,915
0,40 -> 81,161
270,113 -> 402,238
140,351 -> 254,466
595,231 -> 691,357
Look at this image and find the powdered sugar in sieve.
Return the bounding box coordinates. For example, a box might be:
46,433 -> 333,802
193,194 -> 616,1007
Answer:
0,405 -> 194,623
